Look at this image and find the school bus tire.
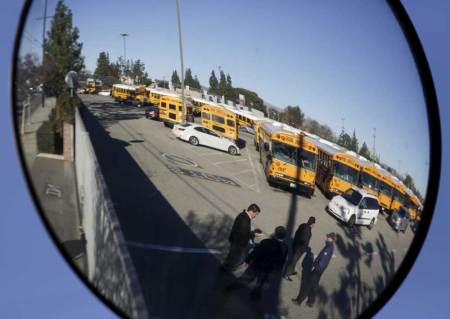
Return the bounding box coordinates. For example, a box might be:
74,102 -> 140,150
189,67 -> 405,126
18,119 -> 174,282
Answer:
189,136 -> 199,146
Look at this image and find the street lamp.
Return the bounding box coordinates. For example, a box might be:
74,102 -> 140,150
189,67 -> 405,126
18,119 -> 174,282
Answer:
175,0 -> 186,123
120,33 -> 128,61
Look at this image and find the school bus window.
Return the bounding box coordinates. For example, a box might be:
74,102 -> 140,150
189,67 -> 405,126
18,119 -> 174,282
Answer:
333,162 -> 359,185
212,125 -> 226,133
202,112 -> 210,120
300,149 -> 317,171
226,119 -> 235,127
169,113 -> 176,120
169,104 -> 176,110
379,182 -> 392,197
212,114 -> 225,124
361,172 -> 379,191
161,102 -> 167,108
178,105 -> 182,111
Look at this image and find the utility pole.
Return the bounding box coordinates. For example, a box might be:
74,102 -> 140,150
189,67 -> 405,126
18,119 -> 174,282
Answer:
341,118 -> 345,134
38,0 -> 50,108
175,0 -> 186,123
120,33 -> 128,61
372,127 -> 377,156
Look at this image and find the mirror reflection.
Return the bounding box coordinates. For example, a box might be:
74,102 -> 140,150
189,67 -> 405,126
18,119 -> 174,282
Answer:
15,1 -> 429,318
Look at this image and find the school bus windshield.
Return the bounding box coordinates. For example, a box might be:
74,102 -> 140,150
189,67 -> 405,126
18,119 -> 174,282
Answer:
334,162 -> 359,185
272,141 -> 317,171
361,172 -> 379,191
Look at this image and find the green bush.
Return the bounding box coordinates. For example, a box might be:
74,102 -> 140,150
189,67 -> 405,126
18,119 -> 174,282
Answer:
36,109 -> 63,154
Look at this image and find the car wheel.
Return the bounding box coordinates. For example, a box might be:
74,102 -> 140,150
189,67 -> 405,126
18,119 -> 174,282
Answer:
368,218 -> 375,230
228,146 -> 238,155
348,215 -> 356,228
189,136 -> 199,146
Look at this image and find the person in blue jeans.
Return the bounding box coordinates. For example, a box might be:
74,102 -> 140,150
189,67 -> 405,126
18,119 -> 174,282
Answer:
292,232 -> 336,307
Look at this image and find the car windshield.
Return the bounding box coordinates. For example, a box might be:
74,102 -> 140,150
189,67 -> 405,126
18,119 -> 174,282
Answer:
361,172 -> 379,191
341,189 -> 362,206
334,162 -> 359,185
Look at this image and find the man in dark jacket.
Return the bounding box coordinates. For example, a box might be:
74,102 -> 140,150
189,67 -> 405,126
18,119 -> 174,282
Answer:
283,216 -> 316,281
292,232 -> 335,307
228,226 -> 288,299
220,203 -> 261,272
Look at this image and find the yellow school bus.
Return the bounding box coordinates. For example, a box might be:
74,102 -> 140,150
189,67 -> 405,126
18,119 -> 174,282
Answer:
133,85 -> 149,107
111,84 -> 136,103
254,119 -> 273,151
226,106 -> 261,128
159,93 -> 193,127
390,177 -> 407,212
313,138 -> 361,197
376,167 -> 395,212
358,160 -> 384,197
258,122 -> 318,197
85,78 -> 102,94
200,102 -> 238,141
148,88 -> 176,106
404,188 -> 421,220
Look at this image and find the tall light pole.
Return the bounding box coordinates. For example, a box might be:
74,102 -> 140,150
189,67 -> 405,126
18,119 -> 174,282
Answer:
120,33 -> 128,61
175,0 -> 186,123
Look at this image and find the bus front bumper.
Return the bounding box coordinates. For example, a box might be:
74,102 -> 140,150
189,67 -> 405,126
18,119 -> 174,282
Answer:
267,175 -> 315,195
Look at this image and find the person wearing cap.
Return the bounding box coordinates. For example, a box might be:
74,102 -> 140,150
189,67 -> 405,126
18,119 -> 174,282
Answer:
292,232 -> 336,307
283,216 -> 316,281
220,203 -> 261,272
227,226 -> 288,299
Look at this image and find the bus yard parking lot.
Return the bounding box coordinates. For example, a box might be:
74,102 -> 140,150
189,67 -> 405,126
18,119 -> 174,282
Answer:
80,94 -> 415,318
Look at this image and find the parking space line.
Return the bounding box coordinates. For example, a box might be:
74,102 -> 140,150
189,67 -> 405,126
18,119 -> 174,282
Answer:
231,168 -> 253,176
245,147 -> 261,193
127,241 -> 222,255
213,158 -> 248,165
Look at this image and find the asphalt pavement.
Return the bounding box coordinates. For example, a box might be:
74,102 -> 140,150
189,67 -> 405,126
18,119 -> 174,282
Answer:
79,94 -> 415,319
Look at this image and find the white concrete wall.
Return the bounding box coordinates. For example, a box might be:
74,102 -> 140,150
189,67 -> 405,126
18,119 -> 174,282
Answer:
75,108 -> 149,319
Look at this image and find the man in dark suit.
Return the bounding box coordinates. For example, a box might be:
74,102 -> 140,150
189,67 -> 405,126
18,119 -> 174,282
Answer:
283,216 -> 316,281
220,203 -> 261,272
227,226 -> 288,300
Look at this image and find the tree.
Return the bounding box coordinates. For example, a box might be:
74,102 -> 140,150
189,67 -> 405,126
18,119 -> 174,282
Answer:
16,53 -> 42,102
280,105 -> 304,128
184,68 -> 194,88
43,0 -> 84,96
171,70 -> 181,88
192,75 -> 201,90
337,131 -> 352,149
209,70 -> 219,94
350,130 -> 359,153
359,142 -> 371,158
131,59 -> 146,84
94,52 -> 111,79
218,70 -> 227,97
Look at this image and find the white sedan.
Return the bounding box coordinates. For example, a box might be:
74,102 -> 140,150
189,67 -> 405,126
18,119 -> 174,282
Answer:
172,123 -> 240,155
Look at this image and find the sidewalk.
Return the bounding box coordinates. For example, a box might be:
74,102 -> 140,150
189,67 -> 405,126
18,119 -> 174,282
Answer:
18,96 -> 86,273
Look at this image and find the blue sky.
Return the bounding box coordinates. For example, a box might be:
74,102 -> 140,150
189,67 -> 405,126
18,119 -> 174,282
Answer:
22,0 -> 430,195
1,1 -> 449,318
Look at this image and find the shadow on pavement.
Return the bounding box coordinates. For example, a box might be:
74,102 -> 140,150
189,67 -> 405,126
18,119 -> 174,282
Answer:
79,105 -> 270,319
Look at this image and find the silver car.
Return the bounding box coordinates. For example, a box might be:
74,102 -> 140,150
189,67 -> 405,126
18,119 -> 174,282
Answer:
390,207 -> 410,233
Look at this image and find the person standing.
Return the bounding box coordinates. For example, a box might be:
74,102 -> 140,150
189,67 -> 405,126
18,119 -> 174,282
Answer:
283,216 -> 316,281
227,226 -> 288,299
292,232 -> 336,307
220,203 -> 261,272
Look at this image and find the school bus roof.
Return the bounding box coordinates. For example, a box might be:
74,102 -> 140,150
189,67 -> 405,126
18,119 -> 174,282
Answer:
113,84 -> 136,90
221,104 -> 264,122
191,96 -> 219,106
149,88 -> 180,99
260,122 -> 316,145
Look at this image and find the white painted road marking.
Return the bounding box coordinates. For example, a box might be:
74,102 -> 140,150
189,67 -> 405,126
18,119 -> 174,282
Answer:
127,241 -> 222,255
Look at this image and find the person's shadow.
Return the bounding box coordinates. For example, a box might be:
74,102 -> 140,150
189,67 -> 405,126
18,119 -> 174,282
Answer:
297,246 -> 315,298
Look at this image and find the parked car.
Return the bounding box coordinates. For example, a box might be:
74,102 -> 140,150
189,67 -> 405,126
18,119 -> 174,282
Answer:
390,207 -> 410,233
326,187 -> 380,229
145,105 -> 159,120
172,123 -> 240,155
238,125 -> 255,135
